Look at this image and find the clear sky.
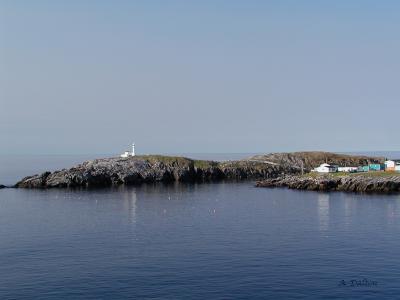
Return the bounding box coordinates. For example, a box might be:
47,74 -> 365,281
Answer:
1,0 -> 399,155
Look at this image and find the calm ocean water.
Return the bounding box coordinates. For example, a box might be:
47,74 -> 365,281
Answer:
1,153 -> 400,299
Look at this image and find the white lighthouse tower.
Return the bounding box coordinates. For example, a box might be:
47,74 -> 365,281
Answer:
120,142 -> 136,158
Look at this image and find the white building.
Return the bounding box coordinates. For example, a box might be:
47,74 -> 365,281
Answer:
312,163 -> 338,173
395,163 -> 400,173
120,143 -> 135,158
385,160 -> 396,171
338,166 -> 358,173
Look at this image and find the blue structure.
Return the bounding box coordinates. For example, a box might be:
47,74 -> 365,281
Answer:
369,164 -> 383,171
358,166 -> 369,172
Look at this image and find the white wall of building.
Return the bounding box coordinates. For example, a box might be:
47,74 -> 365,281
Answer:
385,160 -> 395,168
314,163 -> 337,173
385,160 -> 396,170
338,166 -> 358,172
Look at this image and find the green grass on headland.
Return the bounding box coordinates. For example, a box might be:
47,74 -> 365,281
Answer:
136,155 -> 218,168
193,160 -> 219,168
138,155 -> 191,164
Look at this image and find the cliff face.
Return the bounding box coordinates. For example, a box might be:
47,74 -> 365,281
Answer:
15,155 -> 298,188
256,174 -> 400,194
249,152 -> 385,171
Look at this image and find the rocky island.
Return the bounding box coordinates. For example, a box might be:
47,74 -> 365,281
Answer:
15,155 -> 297,188
13,151 -> 393,190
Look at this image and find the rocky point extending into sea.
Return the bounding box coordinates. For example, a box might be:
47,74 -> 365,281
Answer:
256,174 -> 400,194
9,152 -> 399,193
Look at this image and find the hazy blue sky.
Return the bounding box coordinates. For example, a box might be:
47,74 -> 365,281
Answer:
1,1 -> 399,155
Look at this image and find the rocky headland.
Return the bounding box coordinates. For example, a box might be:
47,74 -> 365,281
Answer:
13,151 -> 392,190
14,155 -> 297,188
256,174 -> 400,194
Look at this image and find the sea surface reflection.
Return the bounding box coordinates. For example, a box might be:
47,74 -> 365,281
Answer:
1,182 -> 400,299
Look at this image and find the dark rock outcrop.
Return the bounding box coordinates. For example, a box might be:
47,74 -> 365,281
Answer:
0,185 -> 5,189
15,155 -> 299,189
256,174 -> 400,194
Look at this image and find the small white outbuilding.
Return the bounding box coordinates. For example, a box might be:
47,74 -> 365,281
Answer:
385,160 -> 396,171
313,163 -> 338,173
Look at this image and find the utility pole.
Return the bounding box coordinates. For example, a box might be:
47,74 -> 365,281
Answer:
301,160 -> 304,175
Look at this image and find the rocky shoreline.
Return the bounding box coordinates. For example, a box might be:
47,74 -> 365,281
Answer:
9,152 -> 391,190
256,174 -> 400,194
